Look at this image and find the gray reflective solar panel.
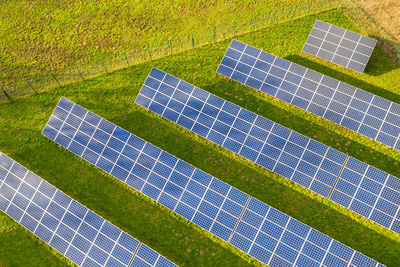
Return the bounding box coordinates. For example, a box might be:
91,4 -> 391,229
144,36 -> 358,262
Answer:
0,152 -> 176,267
135,68 -> 400,236
42,98 -> 383,266
302,20 -> 377,73
217,40 -> 400,152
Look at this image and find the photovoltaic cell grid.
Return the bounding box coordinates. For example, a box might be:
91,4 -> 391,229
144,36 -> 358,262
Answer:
231,198 -> 383,267
135,68 -> 400,236
137,69 -> 348,199
302,20 -> 377,73
331,157 -> 400,233
217,40 -> 400,152
42,97 -> 251,243
41,99 -> 383,267
0,153 -> 176,267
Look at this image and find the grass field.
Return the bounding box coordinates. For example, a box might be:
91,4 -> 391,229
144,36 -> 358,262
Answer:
0,6 -> 400,267
1,0 -> 327,89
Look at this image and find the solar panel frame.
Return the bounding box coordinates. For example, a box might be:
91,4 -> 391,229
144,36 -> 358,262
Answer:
329,157 -> 400,232
42,97 -> 384,266
0,152 -> 176,267
217,40 -> 400,153
43,97 -> 251,243
136,69 -> 349,199
231,197 -> 380,267
136,68 -> 400,236
302,20 -> 377,73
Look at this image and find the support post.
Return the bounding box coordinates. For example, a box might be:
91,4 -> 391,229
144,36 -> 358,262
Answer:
365,17 -> 373,31
379,32 -> 390,48
101,60 -> 109,74
308,0 -> 313,14
350,6 -> 357,20
76,67 -> 84,81
26,79 -> 38,95
124,53 -> 130,67
52,74 -> 61,87
213,26 -> 216,42
1,87 -> 13,102
292,6 -> 297,18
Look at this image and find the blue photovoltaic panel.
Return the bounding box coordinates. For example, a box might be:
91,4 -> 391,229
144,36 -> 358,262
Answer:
230,197 -> 383,267
0,152 -> 176,267
135,68 -> 400,236
136,68 -> 347,199
330,157 -> 400,234
302,20 -> 377,73
42,99 -> 383,266
43,97 -> 250,243
217,40 -> 400,152
130,244 -> 176,267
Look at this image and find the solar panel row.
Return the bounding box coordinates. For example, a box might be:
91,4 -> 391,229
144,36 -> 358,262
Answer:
135,68 -> 400,236
302,20 -> 377,73
217,40 -> 400,152
42,97 -> 383,266
0,152 -> 176,267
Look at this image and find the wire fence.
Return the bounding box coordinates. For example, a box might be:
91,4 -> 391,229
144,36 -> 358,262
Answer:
340,0 -> 400,63
1,0 -> 399,102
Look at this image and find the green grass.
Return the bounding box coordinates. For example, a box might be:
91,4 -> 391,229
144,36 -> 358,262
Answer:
1,0 -> 331,88
1,8 -> 400,267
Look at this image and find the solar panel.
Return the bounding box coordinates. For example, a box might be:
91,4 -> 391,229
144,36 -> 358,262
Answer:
0,152 -> 176,267
135,68 -> 400,236
217,40 -> 400,152
42,98 -> 383,266
231,198 -> 383,267
330,157 -> 400,231
302,20 -> 377,73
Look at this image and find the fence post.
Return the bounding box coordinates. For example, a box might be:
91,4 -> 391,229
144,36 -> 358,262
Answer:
380,32 -> 390,48
349,6 -> 357,20
212,26 -> 215,42
292,6 -> 297,18
191,34 -> 195,49
101,60 -> 109,74
124,53 -> 130,67
365,17 -> 373,31
1,87 -> 13,102
52,74 -> 61,87
26,79 -> 38,95
272,10 -> 278,24
320,0 -> 325,10
76,67 -> 84,81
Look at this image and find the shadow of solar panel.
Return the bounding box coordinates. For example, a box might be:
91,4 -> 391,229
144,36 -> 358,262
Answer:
302,20 -> 377,73
136,68 -> 400,237
217,40 -> 400,153
41,99 -> 384,266
0,152 -> 176,267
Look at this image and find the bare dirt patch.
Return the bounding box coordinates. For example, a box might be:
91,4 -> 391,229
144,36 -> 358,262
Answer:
352,0 -> 400,41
